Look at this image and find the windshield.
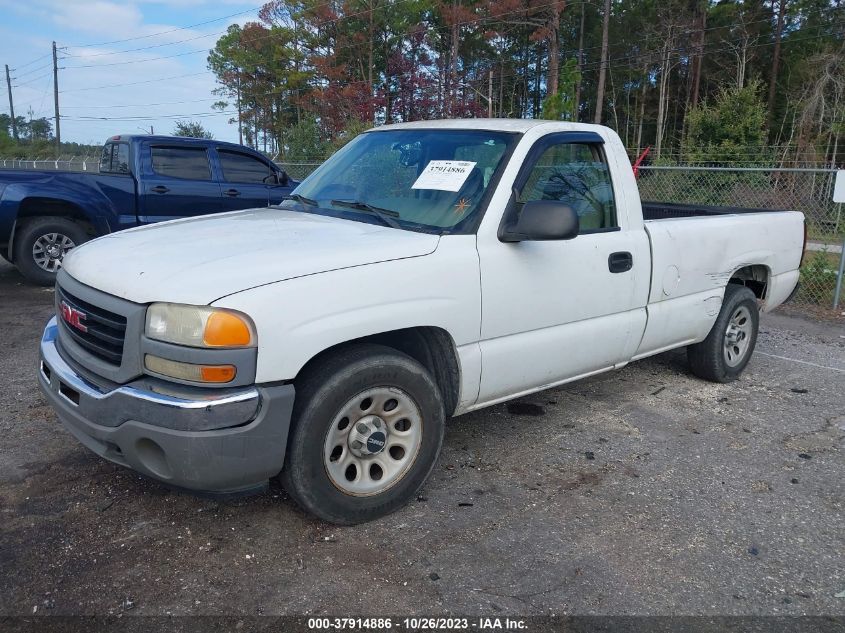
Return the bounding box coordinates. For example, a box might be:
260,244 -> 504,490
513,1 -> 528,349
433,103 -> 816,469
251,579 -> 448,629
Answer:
283,129 -> 517,233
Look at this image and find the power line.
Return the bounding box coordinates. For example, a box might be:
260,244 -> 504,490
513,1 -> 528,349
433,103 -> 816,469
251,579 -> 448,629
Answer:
65,110 -> 240,121
59,72 -> 208,93
61,97 -> 226,109
9,52 -> 53,72
12,71 -> 54,89
11,62 -> 55,81
63,5 -> 265,49
62,30 -> 226,59
63,47 -> 212,69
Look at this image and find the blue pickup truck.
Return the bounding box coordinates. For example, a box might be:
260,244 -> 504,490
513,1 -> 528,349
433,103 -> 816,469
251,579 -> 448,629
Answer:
0,135 -> 297,284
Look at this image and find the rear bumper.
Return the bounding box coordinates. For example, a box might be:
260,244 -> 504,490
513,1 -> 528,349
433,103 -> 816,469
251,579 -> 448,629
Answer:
38,318 -> 295,494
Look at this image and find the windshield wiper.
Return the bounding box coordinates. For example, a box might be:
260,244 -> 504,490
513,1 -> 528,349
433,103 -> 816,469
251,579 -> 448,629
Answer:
284,193 -> 319,207
330,199 -> 403,229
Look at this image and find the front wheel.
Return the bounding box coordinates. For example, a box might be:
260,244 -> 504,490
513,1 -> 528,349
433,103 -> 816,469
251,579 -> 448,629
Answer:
13,217 -> 89,286
282,344 -> 445,524
688,284 -> 759,383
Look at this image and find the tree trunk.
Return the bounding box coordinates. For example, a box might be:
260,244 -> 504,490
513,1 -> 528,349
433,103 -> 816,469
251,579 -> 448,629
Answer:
574,0 -> 585,120
767,0 -> 787,131
655,38 -> 672,158
636,73 -> 646,153
594,0 -> 611,123
449,0 -> 460,116
547,1 -> 562,98
689,0 -> 706,106
367,0 -> 376,104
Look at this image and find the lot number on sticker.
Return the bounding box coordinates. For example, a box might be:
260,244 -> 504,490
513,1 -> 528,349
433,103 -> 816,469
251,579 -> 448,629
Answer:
412,160 -> 477,192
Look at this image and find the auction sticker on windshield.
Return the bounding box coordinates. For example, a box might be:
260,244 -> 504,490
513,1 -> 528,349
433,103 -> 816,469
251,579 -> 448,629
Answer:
412,160 -> 477,192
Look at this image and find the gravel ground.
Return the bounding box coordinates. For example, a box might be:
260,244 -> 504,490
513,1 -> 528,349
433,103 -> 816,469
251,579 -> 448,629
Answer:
0,259 -> 843,617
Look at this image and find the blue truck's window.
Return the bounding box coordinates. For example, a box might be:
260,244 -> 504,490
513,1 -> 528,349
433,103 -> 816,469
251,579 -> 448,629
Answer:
151,147 -> 211,180
99,142 -> 130,174
218,150 -> 272,184
519,143 -> 617,233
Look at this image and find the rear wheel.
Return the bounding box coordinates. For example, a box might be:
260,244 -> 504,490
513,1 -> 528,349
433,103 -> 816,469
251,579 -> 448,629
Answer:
282,344 -> 445,524
14,217 -> 88,286
688,284 -> 759,383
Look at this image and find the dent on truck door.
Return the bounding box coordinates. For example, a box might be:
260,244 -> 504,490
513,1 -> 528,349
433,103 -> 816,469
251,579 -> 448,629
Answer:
139,146 -> 224,222
476,135 -> 649,404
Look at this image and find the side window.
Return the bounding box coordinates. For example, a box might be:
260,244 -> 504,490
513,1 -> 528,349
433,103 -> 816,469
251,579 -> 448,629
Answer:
114,143 -> 130,174
519,142 -> 617,232
151,147 -> 211,180
99,143 -> 113,172
218,150 -> 272,184
99,143 -> 130,174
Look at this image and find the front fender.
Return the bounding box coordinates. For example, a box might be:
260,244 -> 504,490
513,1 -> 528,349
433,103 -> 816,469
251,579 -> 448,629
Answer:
212,236 -> 482,402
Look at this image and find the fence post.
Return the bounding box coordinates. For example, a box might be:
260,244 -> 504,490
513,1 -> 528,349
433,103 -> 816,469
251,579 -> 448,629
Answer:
834,239 -> 845,309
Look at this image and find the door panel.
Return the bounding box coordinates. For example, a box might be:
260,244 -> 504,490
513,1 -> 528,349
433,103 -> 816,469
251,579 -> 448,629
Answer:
216,149 -> 293,211
139,146 -> 223,222
476,135 -> 649,404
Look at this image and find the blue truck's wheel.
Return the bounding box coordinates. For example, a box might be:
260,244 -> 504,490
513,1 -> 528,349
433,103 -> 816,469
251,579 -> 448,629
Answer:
14,217 -> 88,286
282,343 -> 445,525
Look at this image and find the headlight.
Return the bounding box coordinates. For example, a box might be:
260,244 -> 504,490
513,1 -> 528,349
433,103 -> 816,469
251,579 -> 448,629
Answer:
145,303 -> 256,348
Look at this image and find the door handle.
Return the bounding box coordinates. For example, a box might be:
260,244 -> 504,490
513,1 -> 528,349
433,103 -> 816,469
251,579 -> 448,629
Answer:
608,251 -> 633,273
224,189 -> 241,197
150,185 -> 169,194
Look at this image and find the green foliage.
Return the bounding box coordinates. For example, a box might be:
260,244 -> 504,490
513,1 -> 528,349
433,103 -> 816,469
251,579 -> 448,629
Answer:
172,120 -> 214,139
282,117 -> 331,161
331,119 -> 374,151
798,250 -> 838,305
541,59 -> 580,121
683,81 -> 770,165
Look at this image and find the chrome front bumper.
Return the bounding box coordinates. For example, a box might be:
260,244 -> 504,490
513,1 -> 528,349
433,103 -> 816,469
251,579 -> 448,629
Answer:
38,317 -> 295,494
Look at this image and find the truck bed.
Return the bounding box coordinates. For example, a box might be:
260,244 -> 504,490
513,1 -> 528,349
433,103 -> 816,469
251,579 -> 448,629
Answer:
642,202 -> 780,221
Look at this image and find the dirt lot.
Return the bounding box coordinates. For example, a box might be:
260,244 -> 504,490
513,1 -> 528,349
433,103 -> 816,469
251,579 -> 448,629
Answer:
0,259 -> 843,617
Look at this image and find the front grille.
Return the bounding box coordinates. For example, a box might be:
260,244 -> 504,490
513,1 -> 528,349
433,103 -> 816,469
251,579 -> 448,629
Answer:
57,286 -> 127,365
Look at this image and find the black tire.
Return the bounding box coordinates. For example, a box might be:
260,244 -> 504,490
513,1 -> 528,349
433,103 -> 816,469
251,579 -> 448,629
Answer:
282,343 -> 445,525
13,217 -> 88,286
688,284 -> 759,383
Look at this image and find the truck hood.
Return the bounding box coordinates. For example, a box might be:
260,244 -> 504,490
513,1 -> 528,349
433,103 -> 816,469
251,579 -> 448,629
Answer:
62,208 -> 440,305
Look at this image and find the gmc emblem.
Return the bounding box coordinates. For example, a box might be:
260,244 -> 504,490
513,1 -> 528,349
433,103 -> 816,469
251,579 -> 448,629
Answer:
60,301 -> 88,333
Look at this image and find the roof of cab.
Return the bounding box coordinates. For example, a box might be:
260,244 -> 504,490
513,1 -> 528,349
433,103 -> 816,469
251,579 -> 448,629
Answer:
104,135 -> 259,152
368,118 -> 609,134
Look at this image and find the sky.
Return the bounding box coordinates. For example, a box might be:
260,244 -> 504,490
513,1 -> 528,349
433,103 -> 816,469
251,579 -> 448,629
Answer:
0,0 -> 261,147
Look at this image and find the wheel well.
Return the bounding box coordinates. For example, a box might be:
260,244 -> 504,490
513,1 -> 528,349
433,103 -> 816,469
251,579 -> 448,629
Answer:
17,198 -> 95,233
728,265 -> 769,299
295,327 -> 462,417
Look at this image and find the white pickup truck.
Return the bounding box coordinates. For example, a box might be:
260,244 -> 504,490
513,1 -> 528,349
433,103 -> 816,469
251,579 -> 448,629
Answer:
38,120 -> 805,524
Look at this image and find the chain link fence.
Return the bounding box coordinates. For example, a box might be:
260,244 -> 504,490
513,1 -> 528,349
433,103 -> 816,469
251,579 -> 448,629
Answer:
2,156 -> 841,308
638,166 -> 844,308
277,162 -> 322,181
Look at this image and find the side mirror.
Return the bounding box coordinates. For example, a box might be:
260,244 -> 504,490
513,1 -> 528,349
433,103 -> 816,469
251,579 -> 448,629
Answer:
500,200 -> 580,242
264,171 -> 289,186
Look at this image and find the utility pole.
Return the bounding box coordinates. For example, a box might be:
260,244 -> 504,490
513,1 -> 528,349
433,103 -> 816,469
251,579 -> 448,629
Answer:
5,64 -> 17,140
488,70 -> 493,117
52,41 -> 61,153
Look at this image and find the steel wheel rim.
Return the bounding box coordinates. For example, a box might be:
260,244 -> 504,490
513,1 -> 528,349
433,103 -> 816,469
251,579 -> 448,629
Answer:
723,305 -> 752,367
323,386 -> 423,497
32,233 -> 76,272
